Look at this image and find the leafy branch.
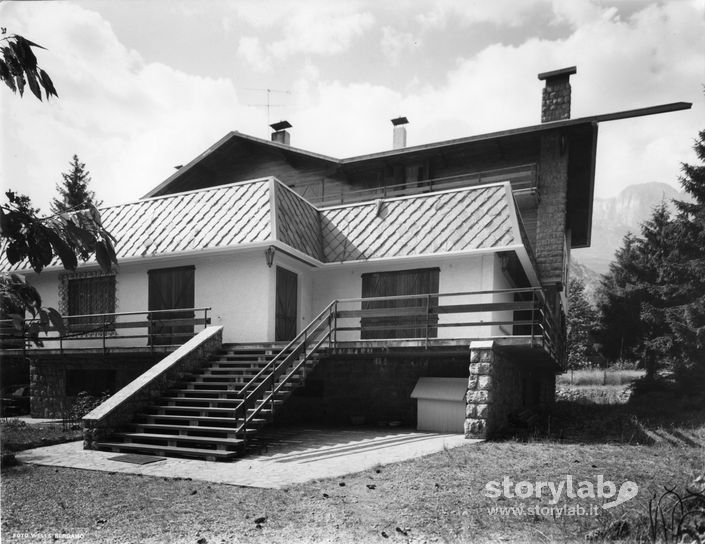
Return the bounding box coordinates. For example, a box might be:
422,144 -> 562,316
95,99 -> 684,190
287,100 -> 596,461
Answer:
0,28 -> 57,100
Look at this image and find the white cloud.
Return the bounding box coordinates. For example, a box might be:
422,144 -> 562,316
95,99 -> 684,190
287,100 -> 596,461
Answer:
416,0 -> 550,29
0,2 -> 264,209
0,0 -> 701,216
232,1 -> 374,70
237,36 -> 272,72
380,26 -> 421,65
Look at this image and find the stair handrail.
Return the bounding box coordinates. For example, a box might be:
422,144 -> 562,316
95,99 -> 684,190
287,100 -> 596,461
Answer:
234,300 -> 337,434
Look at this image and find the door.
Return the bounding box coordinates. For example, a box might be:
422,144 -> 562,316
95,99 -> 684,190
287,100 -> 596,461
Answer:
148,266 -> 195,345
275,267 -> 298,341
361,268 -> 439,339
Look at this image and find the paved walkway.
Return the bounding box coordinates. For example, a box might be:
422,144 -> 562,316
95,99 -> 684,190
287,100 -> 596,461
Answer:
15,426 -> 479,488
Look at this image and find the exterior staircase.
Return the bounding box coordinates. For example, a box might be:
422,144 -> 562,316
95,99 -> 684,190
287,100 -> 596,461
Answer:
95,343 -> 322,461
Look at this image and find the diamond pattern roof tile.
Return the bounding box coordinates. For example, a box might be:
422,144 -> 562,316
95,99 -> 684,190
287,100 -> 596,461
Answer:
1,180 -> 519,273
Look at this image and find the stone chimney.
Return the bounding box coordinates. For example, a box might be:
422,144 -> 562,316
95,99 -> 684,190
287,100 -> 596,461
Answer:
538,66 -> 576,123
270,120 -> 292,145
391,116 -> 408,149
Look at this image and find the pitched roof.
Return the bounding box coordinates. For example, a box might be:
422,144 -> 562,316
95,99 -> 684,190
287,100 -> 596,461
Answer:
2,178 -> 524,272
320,184 -> 515,262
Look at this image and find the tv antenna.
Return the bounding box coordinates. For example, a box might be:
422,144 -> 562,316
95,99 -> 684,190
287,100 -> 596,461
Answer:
243,87 -> 291,125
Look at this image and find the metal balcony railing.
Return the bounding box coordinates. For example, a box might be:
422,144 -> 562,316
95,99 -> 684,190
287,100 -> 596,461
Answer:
0,307 -> 212,355
306,163 -> 537,207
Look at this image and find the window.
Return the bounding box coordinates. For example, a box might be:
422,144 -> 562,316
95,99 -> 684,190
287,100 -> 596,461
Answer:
361,268 -> 439,339
66,275 -> 116,332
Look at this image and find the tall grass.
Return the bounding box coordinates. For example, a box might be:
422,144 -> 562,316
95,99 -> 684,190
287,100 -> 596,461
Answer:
557,369 -> 645,386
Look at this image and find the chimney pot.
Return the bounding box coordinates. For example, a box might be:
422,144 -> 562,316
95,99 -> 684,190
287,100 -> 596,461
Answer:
391,116 -> 408,149
270,120 -> 292,145
538,66 -> 576,123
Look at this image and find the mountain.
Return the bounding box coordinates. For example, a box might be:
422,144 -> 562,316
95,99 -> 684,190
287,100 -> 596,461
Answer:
571,182 -> 686,274
569,259 -> 601,306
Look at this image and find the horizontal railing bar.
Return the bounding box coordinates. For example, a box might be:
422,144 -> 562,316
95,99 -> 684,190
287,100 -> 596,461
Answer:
336,301 -> 536,320
336,287 -> 543,304
6,307 -> 212,323
311,164 -> 536,205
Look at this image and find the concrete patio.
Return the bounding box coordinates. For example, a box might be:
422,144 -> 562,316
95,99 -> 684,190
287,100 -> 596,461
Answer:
14,426 -> 478,489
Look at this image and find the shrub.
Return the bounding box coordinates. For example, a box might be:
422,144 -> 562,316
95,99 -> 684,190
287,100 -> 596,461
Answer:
69,391 -> 111,420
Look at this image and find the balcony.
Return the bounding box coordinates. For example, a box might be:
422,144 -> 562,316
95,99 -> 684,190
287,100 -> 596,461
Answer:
326,287 -> 565,366
305,164 -> 537,207
0,307 -> 212,356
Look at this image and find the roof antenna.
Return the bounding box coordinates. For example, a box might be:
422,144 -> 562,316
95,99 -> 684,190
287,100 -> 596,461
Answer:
243,87 -> 291,126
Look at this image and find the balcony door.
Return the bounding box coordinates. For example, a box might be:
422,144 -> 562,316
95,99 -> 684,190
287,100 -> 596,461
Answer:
148,266 -> 195,345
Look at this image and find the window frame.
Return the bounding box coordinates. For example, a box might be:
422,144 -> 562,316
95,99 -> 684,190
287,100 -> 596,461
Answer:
59,271 -> 118,335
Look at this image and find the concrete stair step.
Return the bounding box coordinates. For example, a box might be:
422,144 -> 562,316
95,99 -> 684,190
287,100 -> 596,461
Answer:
168,389 -> 241,397
115,432 -> 245,448
131,423 -> 252,435
160,396 -> 243,405
152,405 -> 242,414
96,441 -> 239,461
137,413 -> 269,426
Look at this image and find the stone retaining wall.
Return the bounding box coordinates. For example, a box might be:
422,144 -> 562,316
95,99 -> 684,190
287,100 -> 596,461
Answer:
30,355 -> 161,418
466,341 -> 556,438
82,326 -> 223,449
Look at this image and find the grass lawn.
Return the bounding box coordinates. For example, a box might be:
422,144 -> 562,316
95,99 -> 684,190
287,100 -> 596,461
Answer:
0,420 -> 82,456
2,384 -> 704,544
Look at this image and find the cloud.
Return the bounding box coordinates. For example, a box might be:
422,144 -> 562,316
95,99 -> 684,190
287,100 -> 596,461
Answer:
416,0 -> 550,29
237,36 -> 272,72
0,2 -> 264,209
380,26 -> 421,65
1,0 -> 701,216
232,1 -> 374,70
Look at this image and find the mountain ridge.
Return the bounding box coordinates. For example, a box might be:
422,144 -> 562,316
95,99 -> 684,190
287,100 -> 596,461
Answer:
572,181 -> 686,274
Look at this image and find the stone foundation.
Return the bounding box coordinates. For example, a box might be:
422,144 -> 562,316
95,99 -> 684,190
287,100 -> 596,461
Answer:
30,355 -> 163,418
465,341 -> 556,438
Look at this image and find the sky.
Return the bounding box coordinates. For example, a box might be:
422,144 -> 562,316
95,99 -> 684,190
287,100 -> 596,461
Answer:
0,0 -> 703,212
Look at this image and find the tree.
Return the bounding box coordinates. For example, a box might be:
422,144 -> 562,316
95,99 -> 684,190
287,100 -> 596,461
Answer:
596,204 -> 677,378
596,125 -> 705,381
51,155 -> 102,215
0,29 -> 57,100
1,30 -> 115,343
566,277 -> 598,369
663,129 -> 705,375
596,233 -> 644,363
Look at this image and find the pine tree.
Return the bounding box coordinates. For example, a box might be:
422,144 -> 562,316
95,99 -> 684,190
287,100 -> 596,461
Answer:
665,129 -> 705,374
596,233 -> 644,363
50,155 -> 102,214
566,277 -> 598,369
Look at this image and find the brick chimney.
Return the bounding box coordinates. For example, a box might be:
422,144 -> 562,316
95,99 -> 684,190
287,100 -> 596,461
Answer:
270,120 -> 292,145
391,116 -> 408,149
538,66 -> 576,123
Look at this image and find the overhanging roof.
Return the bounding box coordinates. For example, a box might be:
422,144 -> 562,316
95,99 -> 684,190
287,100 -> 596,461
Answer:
142,102 -> 691,199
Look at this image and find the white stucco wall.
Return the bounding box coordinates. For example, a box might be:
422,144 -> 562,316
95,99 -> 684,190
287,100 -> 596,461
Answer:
22,249 -> 516,347
309,253 -> 508,341
24,250 -> 276,346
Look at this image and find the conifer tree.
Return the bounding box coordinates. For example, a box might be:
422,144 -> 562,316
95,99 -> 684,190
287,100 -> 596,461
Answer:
50,154 -> 102,214
566,277 -> 598,369
665,129 -> 705,374
597,127 -> 705,380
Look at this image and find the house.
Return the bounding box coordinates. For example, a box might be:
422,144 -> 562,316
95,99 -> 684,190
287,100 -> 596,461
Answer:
0,67 -> 690,460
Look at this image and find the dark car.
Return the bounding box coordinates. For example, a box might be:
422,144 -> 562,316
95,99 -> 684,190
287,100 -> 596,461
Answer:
1,385 -> 30,417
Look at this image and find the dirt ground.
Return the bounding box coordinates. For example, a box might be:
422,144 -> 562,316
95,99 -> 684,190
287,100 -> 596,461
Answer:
2,437 -> 703,544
